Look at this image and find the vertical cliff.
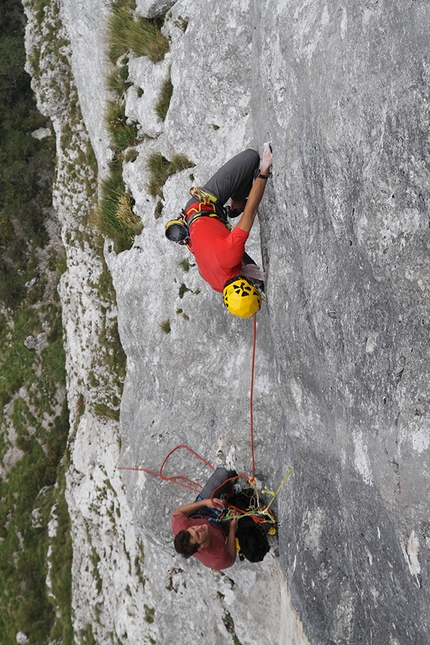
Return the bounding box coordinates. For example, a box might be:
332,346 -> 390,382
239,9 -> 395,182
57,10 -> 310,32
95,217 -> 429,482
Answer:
22,1 -> 430,644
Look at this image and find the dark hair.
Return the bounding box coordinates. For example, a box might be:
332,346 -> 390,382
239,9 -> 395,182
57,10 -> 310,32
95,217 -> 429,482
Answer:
174,530 -> 199,558
222,274 -> 245,290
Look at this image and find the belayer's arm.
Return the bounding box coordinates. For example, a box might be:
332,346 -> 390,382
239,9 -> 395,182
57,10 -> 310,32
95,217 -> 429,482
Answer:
172,498 -> 222,518
226,518 -> 238,562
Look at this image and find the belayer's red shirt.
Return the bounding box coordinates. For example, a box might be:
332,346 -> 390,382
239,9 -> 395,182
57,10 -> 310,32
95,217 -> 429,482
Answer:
172,513 -> 235,570
188,218 -> 249,293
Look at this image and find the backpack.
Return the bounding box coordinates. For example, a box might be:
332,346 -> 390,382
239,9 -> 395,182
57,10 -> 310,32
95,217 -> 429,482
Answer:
236,516 -> 270,562
232,489 -> 271,563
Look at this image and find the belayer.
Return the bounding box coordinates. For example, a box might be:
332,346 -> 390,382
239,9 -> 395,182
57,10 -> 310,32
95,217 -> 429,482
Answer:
172,467 -> 271,570
165,144 -> 273,318
172,467 -> 239,570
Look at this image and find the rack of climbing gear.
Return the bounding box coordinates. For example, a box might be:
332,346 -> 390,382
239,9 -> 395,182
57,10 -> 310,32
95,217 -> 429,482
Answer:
165,186 -> 232,245
185,186 -> 231,229
118,315 -> 292,528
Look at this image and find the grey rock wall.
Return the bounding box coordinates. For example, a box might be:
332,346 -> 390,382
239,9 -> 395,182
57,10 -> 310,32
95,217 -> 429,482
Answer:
136,0 -> 175,20
254,1 -> 430,643
118,1 -> 429,643
25,0 -> 430,643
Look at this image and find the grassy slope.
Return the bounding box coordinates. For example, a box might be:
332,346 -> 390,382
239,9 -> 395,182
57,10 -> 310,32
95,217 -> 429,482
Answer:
0,1 -> 72,642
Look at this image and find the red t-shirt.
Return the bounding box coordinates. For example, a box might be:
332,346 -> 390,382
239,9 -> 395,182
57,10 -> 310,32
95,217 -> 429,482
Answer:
188,217 -> 249,293
172,513 -> 235,570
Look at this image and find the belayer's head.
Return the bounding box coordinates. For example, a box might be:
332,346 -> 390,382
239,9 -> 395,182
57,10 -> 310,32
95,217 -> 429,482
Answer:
223,277 -> 262,318
174,530 -> 198,558
165,218 -> 189,245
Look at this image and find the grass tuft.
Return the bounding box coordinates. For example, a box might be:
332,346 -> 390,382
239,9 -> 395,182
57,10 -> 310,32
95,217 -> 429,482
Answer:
108,3 -> 169,64
155,73 -> 173,121
154,200 -> 163,219
94,403 -> 120,421
98,174 -> 142,252
105,100 -> 138,151
178,283 -> 191,299
106,68 -> 131,96
146,153 -> 195,198
158,319 -> 171,334
124,148 -> 138,163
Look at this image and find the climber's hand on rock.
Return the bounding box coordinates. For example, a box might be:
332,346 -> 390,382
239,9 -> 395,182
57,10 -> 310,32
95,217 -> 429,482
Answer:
261,142 -> 273,174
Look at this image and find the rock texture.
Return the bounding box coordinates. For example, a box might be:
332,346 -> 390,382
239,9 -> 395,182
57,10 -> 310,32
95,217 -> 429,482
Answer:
254,3 -> 430,643
25,0 -> 430,644
24,0 -> 157,642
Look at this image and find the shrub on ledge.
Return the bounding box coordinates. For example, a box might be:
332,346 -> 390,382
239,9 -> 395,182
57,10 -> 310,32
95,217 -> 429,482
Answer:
108,0 -> 169,64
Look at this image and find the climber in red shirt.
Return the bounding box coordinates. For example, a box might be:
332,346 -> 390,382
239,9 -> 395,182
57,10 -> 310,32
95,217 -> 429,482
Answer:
165,144 -> 273,318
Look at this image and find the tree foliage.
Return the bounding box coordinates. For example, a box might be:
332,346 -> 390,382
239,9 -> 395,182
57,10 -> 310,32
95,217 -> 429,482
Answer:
0,0 -> 55,309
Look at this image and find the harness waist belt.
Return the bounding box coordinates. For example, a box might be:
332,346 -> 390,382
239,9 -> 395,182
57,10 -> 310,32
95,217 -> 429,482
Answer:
185,201 -> 221,228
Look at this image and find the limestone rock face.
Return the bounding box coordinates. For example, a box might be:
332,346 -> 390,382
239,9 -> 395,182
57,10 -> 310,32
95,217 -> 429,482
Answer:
136,0 -> 176,19
25,0 -> 430,643
253,3 -> 430,642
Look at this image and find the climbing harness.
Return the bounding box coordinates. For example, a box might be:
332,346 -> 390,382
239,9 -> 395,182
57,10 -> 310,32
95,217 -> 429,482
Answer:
187,187 -> 228,224
118,315 -> 292,528
184,187 -> 232,230
165,186 -> 232,244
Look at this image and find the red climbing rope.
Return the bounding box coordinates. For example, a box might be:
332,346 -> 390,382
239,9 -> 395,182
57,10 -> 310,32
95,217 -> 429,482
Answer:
249,313 -> 257,481
118,444 -> 214,493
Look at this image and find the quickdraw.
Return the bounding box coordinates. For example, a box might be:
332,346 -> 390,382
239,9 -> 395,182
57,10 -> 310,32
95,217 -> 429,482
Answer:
186,187 -> 231,230
189,186 -> 219,208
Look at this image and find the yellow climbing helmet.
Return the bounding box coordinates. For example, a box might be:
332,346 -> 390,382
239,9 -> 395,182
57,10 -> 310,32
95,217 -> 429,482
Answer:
223,278 -> 261,318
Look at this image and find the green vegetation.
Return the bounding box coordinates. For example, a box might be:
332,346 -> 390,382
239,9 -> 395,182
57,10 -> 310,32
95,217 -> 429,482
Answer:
98,0 -> 176,251
144,604 -> 155,624
0,0 -> 136,641
158,319 -> 171,334
105,100 -> 139,151
154,200 -> 163,219
106,63 -> 132,96
0,2 -> 73,642
176,308 -> 189,321
179,258 -> 190,272
48,464 -> 74,643
174,15 -> 189,32
155,72 -> 173,121
124,148 -> 138,163
108,0 -> 169,64
98,171 -> 142,253
0,340 -> 72,644
146,153 -> 195,198
178,283 -> 191,299
94,403 -> 120,421
102,2 -> 190,245
0,0 -> 55,310
223,610 -> 242,645
104,3 -> 192,235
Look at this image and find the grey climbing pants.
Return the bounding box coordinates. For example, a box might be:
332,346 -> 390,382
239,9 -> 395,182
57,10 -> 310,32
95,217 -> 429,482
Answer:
198,467 -> 236,501
185,149 -> 260,210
